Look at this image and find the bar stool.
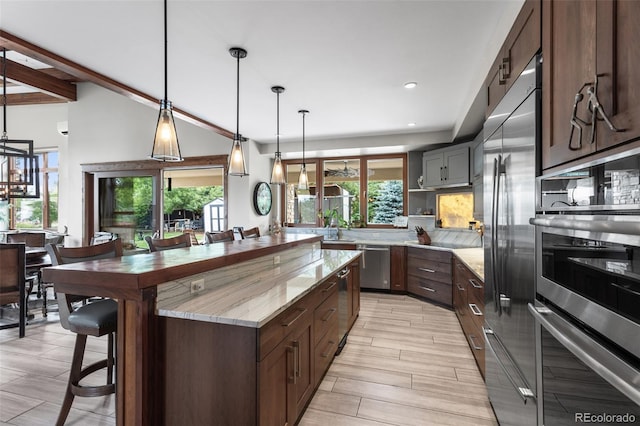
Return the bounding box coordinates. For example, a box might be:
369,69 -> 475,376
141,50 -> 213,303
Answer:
144,233 -> 191,252
46,239 -> 122,426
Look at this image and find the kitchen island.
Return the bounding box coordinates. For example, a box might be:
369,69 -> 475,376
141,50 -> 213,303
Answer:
42,234 -> 359,426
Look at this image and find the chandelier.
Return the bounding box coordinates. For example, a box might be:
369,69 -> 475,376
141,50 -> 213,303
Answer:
1,48 -> 40,201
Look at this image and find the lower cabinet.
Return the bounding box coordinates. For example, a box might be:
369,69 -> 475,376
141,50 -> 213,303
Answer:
390,246 -> 407,292
453,257 -> 485,378
160,259 -> 359,425
406,247 -> 452,307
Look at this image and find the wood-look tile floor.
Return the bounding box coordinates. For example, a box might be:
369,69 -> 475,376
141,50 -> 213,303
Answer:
0,293 -> 496,425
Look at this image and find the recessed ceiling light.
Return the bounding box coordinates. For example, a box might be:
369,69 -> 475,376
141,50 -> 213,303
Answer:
404,82 -> 418,89
408,122 -> 416,127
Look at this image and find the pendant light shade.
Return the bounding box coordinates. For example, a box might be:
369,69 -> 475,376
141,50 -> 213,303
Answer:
150,0 -> 183,162
270,86 -> 286,185
228,47 -> 249,176
297,109 -> 309,191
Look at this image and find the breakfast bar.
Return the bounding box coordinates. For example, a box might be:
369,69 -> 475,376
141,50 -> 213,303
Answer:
42,234 -> 360,425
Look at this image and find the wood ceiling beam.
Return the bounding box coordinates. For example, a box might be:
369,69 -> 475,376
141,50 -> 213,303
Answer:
0,30 -> 234,140
5,58 -> 77,101
1,93 -> 67,106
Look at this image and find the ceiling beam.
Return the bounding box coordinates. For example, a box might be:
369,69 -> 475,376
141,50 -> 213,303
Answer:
0,30 -> 234,139
4,58 -> 77,101
1,93 -> 67,106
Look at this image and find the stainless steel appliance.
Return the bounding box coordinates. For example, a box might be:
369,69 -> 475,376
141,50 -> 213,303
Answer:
483,55 -> 540,425
336,266 -> 350,354
530,150 -> 640,423
357,244 -> 390,290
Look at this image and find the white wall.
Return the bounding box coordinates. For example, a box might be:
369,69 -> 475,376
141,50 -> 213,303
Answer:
7,103 -> 68,150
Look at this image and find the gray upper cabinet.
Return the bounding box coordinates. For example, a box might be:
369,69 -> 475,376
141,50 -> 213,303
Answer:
423,146 -> 470,188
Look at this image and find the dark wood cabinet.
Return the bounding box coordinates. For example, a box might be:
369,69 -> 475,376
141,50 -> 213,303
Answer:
452,258 -> 485,378
406,247 -> 452,307
348,260 -> 360,329
542,0 -> 640,170
485,0 -> 541,118
390,246 -> 407,292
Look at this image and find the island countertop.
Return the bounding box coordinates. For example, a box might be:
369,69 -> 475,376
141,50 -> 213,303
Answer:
42,233 -> 322,295
157,249 -> 360,328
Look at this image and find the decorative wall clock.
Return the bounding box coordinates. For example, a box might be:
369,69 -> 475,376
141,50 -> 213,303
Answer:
253,182 -> 272,216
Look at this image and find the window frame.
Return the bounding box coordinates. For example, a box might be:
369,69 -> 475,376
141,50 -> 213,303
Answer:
281,153 -> 407,228
82,155 -> 227,245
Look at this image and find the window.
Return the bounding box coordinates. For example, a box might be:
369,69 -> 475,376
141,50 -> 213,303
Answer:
366,158 -> 404,225
284,162 -> 318,226
282,154 -> 406,228
13,151 -> 58,230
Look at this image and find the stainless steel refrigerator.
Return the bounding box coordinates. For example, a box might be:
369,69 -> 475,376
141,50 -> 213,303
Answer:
482,55 -> 540,425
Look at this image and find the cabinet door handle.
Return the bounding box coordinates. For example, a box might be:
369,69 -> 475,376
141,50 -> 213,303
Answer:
498,63 -> 506,85
287,345 -> 296,384
291,340 -> 300,385
469,334 -> 483,351
443,166 -> 448,181
456,283 -> 465,291
337,268 -> 351,279
501,56 -> 511,80
440,166 -> 443,180
469,303 -> 483,316
322,281 -> 337,293
321,308 -> 337,322
281,308 -> 307,328
419,285 -> 436,293
418,267 -> 435,273
321,340 -> 336,358
468,279 -> 482,289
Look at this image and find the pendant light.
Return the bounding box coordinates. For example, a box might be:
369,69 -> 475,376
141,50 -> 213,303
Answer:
150,0 -> 183,162
270,86 -> 286,185
297,109 -> 309,190
228,47 -> 248,176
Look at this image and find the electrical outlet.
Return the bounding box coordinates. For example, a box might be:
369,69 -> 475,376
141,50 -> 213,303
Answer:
273,255 -> 281,265
190,279 -> 205,294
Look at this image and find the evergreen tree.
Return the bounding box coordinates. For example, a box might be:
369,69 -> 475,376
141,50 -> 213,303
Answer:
371,180 -> 403,224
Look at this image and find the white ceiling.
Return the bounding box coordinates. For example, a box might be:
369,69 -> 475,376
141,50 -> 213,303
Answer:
0,0 -> 525,150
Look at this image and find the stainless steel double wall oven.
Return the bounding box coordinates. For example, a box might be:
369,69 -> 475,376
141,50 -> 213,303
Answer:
531,149 -> 640,424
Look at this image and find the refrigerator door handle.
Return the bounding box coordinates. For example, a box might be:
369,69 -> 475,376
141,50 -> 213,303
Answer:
483,326 -> 536,403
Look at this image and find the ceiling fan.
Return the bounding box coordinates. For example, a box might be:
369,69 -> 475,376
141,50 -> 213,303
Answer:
324,161 -> 359,178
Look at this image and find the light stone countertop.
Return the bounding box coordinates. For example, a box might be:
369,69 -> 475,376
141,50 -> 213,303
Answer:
453,247 -> 484,281
157,249 -> 360,328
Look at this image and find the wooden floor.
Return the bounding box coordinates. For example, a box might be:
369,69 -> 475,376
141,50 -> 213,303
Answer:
0,293 -> 496,425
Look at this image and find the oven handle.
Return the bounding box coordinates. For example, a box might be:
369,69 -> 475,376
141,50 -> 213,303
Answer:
530,217 -> 640,236
528,303 -> 640,406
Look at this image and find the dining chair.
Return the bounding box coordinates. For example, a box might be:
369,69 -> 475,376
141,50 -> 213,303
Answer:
46,239 -> 122,426
145,233 -> 192,252
239,226 -> 260,239
6,232 -> 46,247
0,243 -> 33,338
204,229 -> 235,244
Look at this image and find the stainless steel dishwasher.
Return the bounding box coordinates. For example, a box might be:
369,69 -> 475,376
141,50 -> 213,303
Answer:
356,244 -> 390,289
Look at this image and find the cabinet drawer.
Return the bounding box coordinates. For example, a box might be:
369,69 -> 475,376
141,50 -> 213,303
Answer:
407,247 -> 451,263
314,290 -> 338,345
314,320 -> 338,385
259,297 -> 313,361
407,257 -> 451,284
407,276 -> 452,307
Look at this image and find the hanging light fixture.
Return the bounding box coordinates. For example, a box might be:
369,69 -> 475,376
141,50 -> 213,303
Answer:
297,109 -> 309,190
150,0 -> 183,162
228,47 -> 248,176
0,48 -> 40,201
270,86 -> 286,185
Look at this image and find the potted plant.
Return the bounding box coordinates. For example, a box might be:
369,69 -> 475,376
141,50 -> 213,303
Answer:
351,213 -> 362,228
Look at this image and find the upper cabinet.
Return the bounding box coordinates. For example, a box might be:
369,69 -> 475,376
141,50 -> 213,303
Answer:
423,145 -> 470,188
542,0 -> 640,170
485,0 -> 541,118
